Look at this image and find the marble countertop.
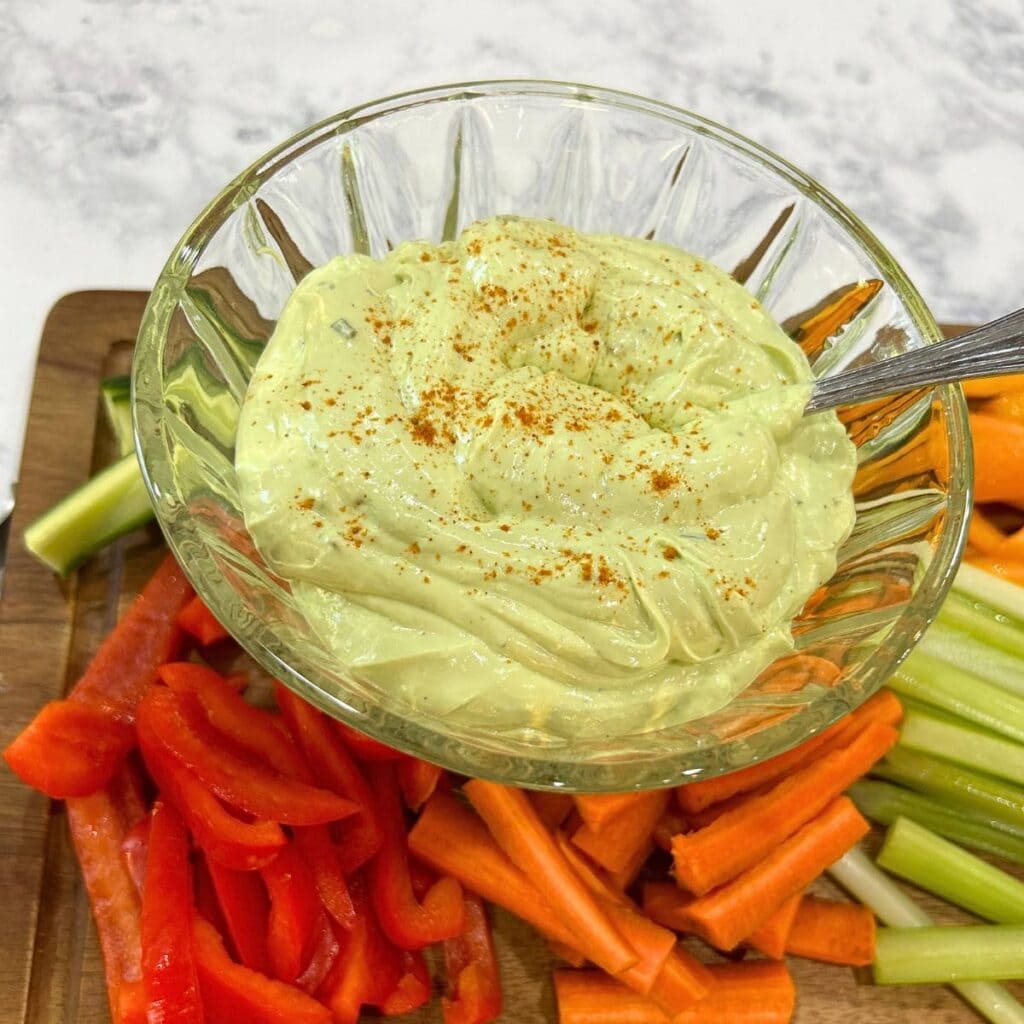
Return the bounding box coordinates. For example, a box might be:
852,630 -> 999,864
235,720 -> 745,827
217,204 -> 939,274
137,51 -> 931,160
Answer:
3,0 -> 1023,521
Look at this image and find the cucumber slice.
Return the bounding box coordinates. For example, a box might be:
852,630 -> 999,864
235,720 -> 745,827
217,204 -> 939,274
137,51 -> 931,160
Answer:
23,453 -> 155,576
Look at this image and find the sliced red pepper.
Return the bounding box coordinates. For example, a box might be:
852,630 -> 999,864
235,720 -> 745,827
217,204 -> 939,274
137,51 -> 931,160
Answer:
141,801 -> 204,1022
121,818 -> 150,897
205,855 -> 271,972
192,915 -> 330,1024
322,874 -> 402,1024
193,854 -> 229,935
158,663 -> 308,779
443,891 -> 503,1024
262,842 -> 322,984
333,720 -> 405,761
368,761 -> 465,949
66,773 -> 145,1024
139,727 -> 285,871
294,825 -> 355,929
138,686 -> 357,826
274,683 -> 382,872
295,911 -> 340,995
397,756 -> 445,811
176,594 -> 230,647
4,699 -> 136,798
381,949 -> 431,1015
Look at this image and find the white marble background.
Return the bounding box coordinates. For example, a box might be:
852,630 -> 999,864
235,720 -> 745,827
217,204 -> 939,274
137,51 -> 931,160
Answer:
2,0 -> 1023,520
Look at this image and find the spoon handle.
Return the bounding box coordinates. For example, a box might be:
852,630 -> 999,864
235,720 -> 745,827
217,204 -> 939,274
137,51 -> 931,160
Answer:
806,307 -> 1024,414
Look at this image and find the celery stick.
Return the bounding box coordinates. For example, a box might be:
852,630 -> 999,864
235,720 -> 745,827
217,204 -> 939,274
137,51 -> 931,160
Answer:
848,781 -> 1024,863
899,708 -> 1024,788
829,847 -> 1024,1024
875,926 -> 1024,984
955,561 -> 1024,625
872,747 -> 1024,831
100,374 -> 134,456
891,652 -> 1024,745
919,618 -> 1024,697
878,817 -> 1024,923
940,589 -> 1024,661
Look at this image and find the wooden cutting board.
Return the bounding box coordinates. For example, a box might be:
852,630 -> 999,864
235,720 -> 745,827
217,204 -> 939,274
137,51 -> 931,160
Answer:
0,292 -> 1016,1023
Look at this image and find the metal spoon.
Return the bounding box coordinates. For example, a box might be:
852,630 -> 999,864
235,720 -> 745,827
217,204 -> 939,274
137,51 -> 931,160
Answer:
806,307 -> 1024,414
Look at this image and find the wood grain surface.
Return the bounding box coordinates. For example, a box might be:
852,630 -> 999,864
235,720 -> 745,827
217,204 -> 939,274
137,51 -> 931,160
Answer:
0,293 -> 1018,1022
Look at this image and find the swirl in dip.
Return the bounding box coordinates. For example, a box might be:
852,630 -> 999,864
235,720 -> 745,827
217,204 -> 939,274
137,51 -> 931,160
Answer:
236,217 -> 856,736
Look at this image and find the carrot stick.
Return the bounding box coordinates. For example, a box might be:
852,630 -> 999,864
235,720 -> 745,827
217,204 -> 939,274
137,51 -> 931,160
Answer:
680,796 -> 870,951
745,893 -> 802,959
645,951 -> 714,1016
549,941 -> 589,967
998,524 -> 1024,561
784,895 -> 876,966
463,780 -> 637,975
675,689 -> 902,814
654,808 -> 688,852
672,961 -> 796,1023
971,414 -> 1024,505
968,555 -> 1024,586
554,961 -> 796,1024
641,882 -> 693,933
672,720 -> 897,894
981,390 -> 1024,421
964,375 -> 1024,400
531,791 -> 576,830
968,508 -> 1007,555
574,793 -> 652,832
572,790 -> 669,874
554,971 -> 668,1024
608,837 -> 656,891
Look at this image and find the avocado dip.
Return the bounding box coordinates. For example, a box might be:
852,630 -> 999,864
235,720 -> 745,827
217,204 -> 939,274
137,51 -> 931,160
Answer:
235,216 -> 856,737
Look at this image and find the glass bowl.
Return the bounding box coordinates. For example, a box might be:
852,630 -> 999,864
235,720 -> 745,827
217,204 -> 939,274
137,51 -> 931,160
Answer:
133,80 -> 970,791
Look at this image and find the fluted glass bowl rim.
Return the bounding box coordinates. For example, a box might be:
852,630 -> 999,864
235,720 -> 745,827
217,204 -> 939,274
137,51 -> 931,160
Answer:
133,79 -> 971,791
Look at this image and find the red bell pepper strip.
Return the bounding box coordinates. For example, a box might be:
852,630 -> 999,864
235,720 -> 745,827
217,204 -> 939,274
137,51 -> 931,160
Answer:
294,824 -> 356,929
66,772 -> 146,1024
381,949 -> 432,1015
397,756 -> 445,811
4,699 -> 136,798
193,854 -> 229,935
442,891 -> 503,1024
176,594 -> 230,646
295,912 -> 341,996
158,663 -> 308,779
322,875 -> 403,1024
139,727 -> 285,871
141,801 -> 204,1022
205,855 -> 271,972
137,686 -> 357,826
192,915 -> 330,1024
121,818 -> 150,897
262,842 -> 322,984
274,683 -> 382,873
368,761 -> 466,949
333,720 -> 405,761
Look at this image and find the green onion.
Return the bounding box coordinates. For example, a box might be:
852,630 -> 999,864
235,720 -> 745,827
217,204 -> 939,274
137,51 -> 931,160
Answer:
890,651 -> 1024,745
875,926 -> 1024,984
847,780 -> 1024,864
829,847 -> 1024,1023
872,746 -> 1024,831
899,708 -> 1024,788
877,817 -> 1024,923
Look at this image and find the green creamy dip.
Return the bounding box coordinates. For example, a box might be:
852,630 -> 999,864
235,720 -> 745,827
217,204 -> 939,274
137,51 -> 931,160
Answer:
236,216 -> 856,737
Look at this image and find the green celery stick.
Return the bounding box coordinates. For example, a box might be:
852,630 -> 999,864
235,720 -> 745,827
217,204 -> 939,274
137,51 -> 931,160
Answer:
899,708 -> 1024,788
955,561 -> 1024,624
847,781 -> 1024,864
875,925 -> 1024,984
940,588 -> 1024,661
890,652 -> 1024,745
829,847 -> 1024,1024
872,746 -> 1024,831
919,617 -> 1024,697
878,817 -> 1024,923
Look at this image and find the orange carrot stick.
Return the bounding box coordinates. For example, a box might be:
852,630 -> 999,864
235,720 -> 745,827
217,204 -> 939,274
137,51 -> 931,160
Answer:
572,790 -> 669,875
965,375 -> 1024,400
608,838 -> 656,892
981,390 -> 1024,421
680,797 -> 870,951
531,791 -> 576,830
554,961 -> 796,1024
672,720 -> 897,894
968,555 -> 1024,586
574,793 -> 651,833
641,882 -> 693,934
653,808 -> 688,852
784,895 -> 876,966
463,780 -> 637,975
971,413 -> 1024,505
745,893 -> 802,959
675,689 -> 902,815
968,508 -> 1008,555
672,961 -> 796,1023
998,524 -> 1024,560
